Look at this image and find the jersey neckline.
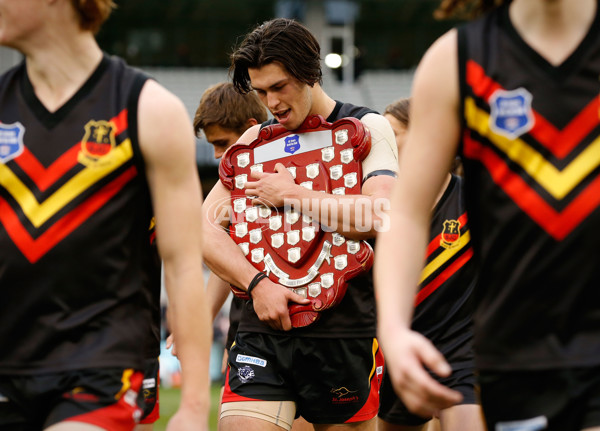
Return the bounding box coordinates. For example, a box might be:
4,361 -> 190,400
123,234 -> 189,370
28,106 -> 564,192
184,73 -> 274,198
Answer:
500,1 -> 600,82
20,53 -> 110,130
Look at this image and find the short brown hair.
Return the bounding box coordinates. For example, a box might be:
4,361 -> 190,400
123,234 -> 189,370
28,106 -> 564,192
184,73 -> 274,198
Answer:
71,0 -> 116,34
193,82 -> 268,137
230,18 -> 322,94
384,98 -> 410,128
434,0 -> 505,20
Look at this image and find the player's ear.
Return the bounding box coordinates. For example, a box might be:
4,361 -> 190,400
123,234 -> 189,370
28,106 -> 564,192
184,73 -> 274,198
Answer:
246,118 -> 259,128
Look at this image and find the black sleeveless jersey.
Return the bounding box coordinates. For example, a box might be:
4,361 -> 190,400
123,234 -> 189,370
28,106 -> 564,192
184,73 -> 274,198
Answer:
413,175 -> 475,369
458,4 -> 600,370
239,101 -> 380,337
0,54 -> 160,374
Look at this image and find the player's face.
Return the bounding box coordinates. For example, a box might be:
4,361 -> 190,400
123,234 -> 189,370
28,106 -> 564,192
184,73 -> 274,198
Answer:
203,124 -> 240,159
0,0 -> 49,49
249,62 -> 312,131
384,113 -> 408,156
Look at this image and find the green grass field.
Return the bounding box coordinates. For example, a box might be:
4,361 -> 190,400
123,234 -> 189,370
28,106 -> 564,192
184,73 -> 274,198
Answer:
153,384 -> 222,431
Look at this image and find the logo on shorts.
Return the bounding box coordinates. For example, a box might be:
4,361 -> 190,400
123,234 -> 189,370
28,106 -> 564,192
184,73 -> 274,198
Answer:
440,219 -> 461,249
489,88 -> 534,139
330,386 -> 359,404
236,354 -> 267,368
496,415 -> 548,431
123,389 -> 138,406
237,365 -> 255,384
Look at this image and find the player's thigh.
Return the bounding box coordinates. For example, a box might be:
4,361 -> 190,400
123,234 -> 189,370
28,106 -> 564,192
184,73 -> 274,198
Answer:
45,423 -> 107,431
312,417 -> 377,430
220,399 -> 296,431
291,416 -> 314,431
220,415 -> 286,431
438,404 -> 484,431
220,402 -> 295,431
377,416 -> 427,431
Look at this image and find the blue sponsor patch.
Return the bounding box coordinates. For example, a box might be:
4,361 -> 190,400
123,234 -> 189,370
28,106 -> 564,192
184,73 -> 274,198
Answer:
0,122 -> 25,163
489,88 -> 534,138
284,135 -> 301,154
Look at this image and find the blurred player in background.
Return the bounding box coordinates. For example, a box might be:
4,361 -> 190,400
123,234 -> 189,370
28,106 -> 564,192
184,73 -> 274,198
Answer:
375,1 -> 600,430
0,0 -> 211,430
378,98 -> 484,431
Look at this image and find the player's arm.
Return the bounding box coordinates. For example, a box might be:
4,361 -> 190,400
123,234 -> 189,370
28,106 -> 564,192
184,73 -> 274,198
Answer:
206,271 -> 233,321
137,79 -> 210,431
245,114 -> 398,240
374,29 -> 464,418
201,125 -> 309,331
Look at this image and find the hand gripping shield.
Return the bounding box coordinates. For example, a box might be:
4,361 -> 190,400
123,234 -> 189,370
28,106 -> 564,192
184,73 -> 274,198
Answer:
219,115 -> 374,328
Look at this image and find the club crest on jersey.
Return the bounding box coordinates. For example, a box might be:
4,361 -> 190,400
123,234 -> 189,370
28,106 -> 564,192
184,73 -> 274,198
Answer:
489,88 -> 534,139
0,122 -> 25,164
78,120 -> 117,166
441,219 -> 461,249
284,135 -> 301,154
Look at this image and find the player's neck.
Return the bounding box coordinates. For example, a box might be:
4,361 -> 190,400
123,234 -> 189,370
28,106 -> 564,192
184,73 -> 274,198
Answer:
509,0 -> 597,66
308,83 -> 337,120
24,32 -> 103,114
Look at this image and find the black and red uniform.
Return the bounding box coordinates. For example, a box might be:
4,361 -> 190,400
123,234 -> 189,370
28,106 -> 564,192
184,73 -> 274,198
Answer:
223,101 -> 390,424
0,54 -> 158,429
379,174 -> 477,426
458,2 -> 600,428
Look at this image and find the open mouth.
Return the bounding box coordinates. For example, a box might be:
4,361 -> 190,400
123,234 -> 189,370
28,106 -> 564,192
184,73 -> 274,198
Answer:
274,109 -> 291,124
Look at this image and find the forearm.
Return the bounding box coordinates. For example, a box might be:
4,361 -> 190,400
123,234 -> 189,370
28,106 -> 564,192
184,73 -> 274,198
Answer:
206,271 -> 232,320
164,261 -> 211,417
285,186 -> 388,240
375,213 -> 428,329
202,224 -> 259,291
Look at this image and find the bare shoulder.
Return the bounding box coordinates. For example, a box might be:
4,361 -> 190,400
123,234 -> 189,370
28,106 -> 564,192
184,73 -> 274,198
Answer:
136,79 -> 195,162
412,29 -> 459,103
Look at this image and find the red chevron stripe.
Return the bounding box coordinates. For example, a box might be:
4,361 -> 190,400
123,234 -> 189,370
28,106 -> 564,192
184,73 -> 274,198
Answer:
15,144 -> 80,192
0,166 -> 137,263
12,109 -> 129,192
415,247 -> 473,307
425,212 -> 468,258
466,60 -> 600,159
463,134 -> 600,240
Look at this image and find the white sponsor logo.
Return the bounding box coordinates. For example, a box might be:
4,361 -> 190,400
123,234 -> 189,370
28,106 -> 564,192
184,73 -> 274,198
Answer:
142,378 -> 156,389
496,415 -> 548,431
236,354 -> 267,368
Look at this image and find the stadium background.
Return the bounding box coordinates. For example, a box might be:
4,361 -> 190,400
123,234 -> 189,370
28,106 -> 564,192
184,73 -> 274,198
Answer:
0,1 -> 460,429
0,0 -> 461,193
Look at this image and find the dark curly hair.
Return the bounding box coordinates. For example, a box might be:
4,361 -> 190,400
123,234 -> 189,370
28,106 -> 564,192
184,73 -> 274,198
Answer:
230,18 -> 322,94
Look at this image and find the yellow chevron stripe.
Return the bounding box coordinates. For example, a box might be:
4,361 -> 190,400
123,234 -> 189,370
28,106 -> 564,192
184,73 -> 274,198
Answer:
465,97 -> 600,200
0,139 -> 133,228
419,230 -> 470,284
